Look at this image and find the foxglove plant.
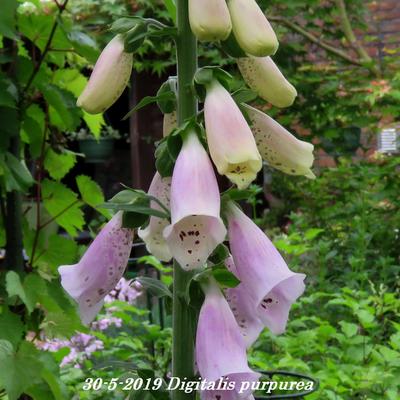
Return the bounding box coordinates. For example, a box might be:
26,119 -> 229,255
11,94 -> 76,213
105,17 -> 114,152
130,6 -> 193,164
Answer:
227,0 -> 279,57
77,35 -> 133,114
237,56 -> 297,108
244,104 -> 316,178
189,0 -> 232,42
204,80 -> 262,189
68,1 -> 312,399
138,172 -> 173,262
196,281 -> 261,398
226,202 -> 306,335
58,212 -> 134,324
164,132 -> 226,270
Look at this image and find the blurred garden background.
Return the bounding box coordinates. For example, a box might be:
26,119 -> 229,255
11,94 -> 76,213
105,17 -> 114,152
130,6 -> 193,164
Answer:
0,0 -> 399,399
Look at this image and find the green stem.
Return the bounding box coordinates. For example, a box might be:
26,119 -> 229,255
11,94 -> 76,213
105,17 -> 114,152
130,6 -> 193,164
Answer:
172,1 -> 198,399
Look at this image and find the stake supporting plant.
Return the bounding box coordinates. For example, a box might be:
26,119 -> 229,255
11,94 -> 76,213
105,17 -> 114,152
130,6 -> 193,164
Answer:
172,1 -> 198,398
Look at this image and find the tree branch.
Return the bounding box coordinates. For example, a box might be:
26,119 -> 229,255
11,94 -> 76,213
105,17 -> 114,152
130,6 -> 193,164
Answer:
334,0 -> 380,76
269,15 -> 362,66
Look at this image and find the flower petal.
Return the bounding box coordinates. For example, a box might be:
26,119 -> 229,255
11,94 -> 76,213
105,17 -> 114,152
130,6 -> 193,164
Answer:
189,0 -> 232,42
164,133 -> 226,270
138,172 -> 172,262
237,56 -> 297,108
244,104 -> 315,178
227,0 -> 278,57
196,282 -> 260,391
58,211 -> 134,324
77,35 -> 133,115
204,80 -> 262,189
226,203 -> 306,335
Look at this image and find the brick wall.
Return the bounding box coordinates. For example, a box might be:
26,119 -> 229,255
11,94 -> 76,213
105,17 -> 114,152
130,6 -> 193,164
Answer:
366,0 -> 400,59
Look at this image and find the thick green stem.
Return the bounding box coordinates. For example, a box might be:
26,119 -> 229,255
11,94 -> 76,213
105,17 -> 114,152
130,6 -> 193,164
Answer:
172,1 -> 198,399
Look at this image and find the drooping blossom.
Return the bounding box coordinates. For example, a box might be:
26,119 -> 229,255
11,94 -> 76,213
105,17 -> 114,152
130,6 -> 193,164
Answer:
104,277 -> 142,304
138,172 -> 172,262
77,35 -> 133,114
244,105 -> 315,179
237,56 -> 297,108
58,212 -> 134,324
227,0 -> 278,57
189,0 -> 232,42
226,202 -> 306,335
204,80 -> 262,189
196,281 -> 260,399
164,132 -> 226,270
163,111 -> 177,137
225,257 -> 264,348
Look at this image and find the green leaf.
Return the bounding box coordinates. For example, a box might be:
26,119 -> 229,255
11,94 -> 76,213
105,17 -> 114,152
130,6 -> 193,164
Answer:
4,152 -> 35,192
5,271 -> 35,313
0,310 -> 24,349
67,30 -> 100,63
40,84 -> 81,131
102,202 -> 168,219
0,74 -> 18,108
0,341 -> 43,400
83,111 -> 104,138
42,179 -> 84,237
44,148 -> 77,180
0,0 -> 18,39
0,106 -> 18,151
212,267 -> 240,288
76,175 -> 107,215
209,244 -> 230,265
122,211 -> 149,229
156,78 -> 177,113
164,0 -> 176,24
155,133 -> 182,177
339,322 -> 358,338
21,104 -> 45,158
136,277 -> 172,298
124,23 -> 148,53
123,91 -> 176,120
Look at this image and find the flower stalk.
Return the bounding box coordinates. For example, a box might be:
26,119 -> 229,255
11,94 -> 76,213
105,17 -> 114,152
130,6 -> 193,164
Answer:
172,1 -> 198,398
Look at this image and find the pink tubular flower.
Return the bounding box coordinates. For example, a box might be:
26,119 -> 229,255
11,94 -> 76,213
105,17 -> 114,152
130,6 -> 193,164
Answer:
225,257 -> 264,348
189,0 -> 232,42
227,0 -> 278,57
226,203 -> 306,335
237,56 -> 297,108
58,212 -> 134,324
77,35 -> 133,114
244,105 -> 315,179
138,172 -> 172,262
204,80 -> 262,189
163,132 -> 226,270
196,282 -> 260,398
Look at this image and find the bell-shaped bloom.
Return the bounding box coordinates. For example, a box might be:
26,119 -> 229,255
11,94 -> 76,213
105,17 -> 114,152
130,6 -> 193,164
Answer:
237,56 -> 297,108
138,172 -> 172,262
225,257 -> 264,348
196,282 -> 260,398
77,35 -> 133,114
163,133 -> 226,270
226,203 -> 306,335
204,80 -> 262,189
189,0 -> 232,42
58,212 -> 134,324
227,0 -> 278,57
244,105 -> 315,179
163,112 -> 177,137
